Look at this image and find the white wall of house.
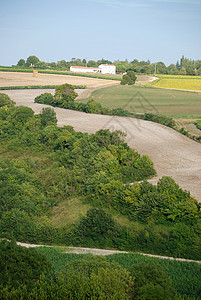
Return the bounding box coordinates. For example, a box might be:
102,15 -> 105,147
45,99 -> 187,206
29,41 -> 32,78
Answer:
70,64 -> 116,74
99,64 -> 116,74
70,66 -> 100,73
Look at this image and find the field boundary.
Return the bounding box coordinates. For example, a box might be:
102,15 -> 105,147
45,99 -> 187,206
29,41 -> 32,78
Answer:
0,84 -> 87,90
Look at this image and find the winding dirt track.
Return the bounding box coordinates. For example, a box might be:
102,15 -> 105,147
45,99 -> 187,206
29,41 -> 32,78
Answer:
3,89 -> 201,202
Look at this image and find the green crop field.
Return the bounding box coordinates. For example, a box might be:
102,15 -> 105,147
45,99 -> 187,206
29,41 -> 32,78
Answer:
150,74 -> 201,91
37,247 -> 201,298
78,85 -> 201,119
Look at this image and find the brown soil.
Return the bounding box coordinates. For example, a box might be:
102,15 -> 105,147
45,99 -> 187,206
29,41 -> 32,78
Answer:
3,89 -> 201,203
0,71 -> 120,88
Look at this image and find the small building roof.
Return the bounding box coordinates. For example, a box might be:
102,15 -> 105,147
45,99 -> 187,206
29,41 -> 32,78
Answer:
99,64 -> 116,67
70,66 -> 100,70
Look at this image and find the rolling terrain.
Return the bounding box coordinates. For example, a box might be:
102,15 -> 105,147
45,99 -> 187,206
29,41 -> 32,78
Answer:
3,89 -> 201,202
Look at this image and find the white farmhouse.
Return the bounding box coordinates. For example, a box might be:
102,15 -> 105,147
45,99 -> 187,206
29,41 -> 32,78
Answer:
70,66 -> 101,73
99,64 -> 116,74
70,64 -> 116,74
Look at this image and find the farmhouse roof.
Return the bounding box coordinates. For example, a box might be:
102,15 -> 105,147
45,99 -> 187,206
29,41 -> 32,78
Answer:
99,64 -> 116,66
70,66 -> 100,70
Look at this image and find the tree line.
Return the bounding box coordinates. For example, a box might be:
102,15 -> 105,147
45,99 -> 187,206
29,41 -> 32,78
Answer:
15,55 -> 201,75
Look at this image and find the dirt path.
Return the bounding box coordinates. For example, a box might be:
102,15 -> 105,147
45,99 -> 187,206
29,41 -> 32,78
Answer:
14,242 -> 201,263
3,89 -> 201,202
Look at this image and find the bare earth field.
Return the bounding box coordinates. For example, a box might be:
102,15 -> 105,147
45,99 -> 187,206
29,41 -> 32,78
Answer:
0,71 -> 120,88
3,89 -> 201,203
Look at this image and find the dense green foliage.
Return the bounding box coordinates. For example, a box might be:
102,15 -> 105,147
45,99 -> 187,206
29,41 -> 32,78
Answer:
128,261 -> 176,299
0,240 -> 51,288
195,119 -> 201,130
144,113 -> 176,128
40,107 -> 58,126
121,70 -> 137,85
0,99 -> 200,260
1,241 -> 200,299
107,253 -> 201,298
0,93 -> 16,107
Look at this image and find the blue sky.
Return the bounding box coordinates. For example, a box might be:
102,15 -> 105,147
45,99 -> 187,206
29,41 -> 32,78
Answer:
1,0 -> 200,66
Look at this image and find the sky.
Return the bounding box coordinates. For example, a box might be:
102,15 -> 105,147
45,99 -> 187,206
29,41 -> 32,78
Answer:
0,0 -> 201,66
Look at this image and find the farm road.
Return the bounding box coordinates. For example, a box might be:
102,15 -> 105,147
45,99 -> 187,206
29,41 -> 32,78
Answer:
3,89 -> 201,203
13,242 -> 201,263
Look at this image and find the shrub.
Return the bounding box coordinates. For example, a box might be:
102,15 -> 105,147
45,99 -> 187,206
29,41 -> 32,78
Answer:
0,93 -> 15,107
0,240 -> 51,289
121,71 -> 137,85
129,261 -> 176,299
56,256 -> 134,299
40,107 -> 57,127
54,83 -> 78,107
34,92 -> 54,105
72,208 -> 117,247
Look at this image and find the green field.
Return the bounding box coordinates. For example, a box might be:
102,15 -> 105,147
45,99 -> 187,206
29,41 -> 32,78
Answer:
78,85 -> 201,119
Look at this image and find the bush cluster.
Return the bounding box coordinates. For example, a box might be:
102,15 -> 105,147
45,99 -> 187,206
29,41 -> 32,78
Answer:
0,98 -> 200,262
0,241 -> 180,299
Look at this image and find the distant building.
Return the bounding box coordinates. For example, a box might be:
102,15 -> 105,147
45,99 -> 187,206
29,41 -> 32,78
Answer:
99,64 -> 116,74
70,64 -> 116,74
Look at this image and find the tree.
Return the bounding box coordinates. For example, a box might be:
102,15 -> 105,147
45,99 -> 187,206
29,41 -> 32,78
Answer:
34,92 -> 54,105
54,83 -> 78,107
156,62 -> 167,74
17,59 -> 25,67
85,99 -> 102,114
40,107 -> 57,127
57,60 -> 68,70
129,261 -> 176,299
0,93 -> 16,107
26,56 -> 40,67
87,60 -> 98,67
0,240 -> 51,289
57,256 -> 134,299
121,70 -> 137,85
7,106 -> 34,125
35,61 -> 48,69
167,64 -> 178,75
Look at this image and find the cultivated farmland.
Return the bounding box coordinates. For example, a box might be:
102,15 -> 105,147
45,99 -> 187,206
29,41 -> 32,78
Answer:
0,71 -> 120,89
149,74 -> 201,91
78,84 -> 201,119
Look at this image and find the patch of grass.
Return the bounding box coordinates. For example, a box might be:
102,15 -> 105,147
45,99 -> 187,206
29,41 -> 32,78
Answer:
50,197 -> 91,228
77,85 -> 201,119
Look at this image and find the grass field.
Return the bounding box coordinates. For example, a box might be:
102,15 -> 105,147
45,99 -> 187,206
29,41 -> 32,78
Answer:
78,85 -> 201,119
150,74 -> 201,91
